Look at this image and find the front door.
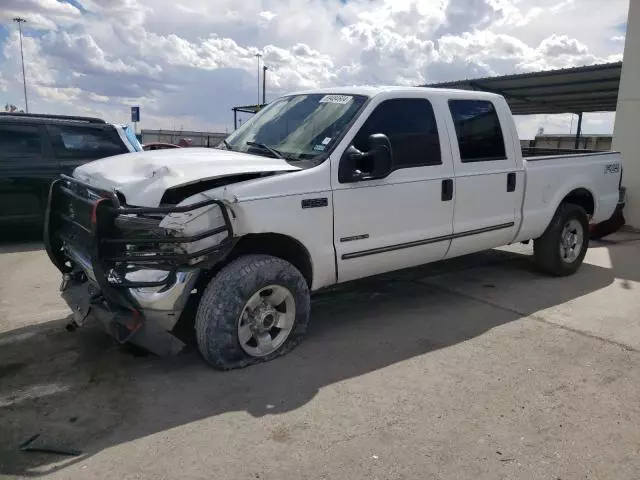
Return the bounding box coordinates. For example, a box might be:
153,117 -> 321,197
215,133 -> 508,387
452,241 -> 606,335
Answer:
444,98 -> 523,259
332,96 -> 455,283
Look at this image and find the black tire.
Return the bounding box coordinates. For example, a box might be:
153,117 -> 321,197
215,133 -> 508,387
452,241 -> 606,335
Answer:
195,254 -> 310,370
533,203 -> 589,277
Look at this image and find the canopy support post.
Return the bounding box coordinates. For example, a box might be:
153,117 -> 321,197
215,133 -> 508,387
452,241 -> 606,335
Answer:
574,112 -> 583,150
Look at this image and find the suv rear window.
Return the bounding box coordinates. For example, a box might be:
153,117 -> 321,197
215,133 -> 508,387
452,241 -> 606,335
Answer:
48,125 -> 128,159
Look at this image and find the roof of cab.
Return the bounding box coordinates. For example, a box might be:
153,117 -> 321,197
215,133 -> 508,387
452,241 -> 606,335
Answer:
287,85 -> 504,101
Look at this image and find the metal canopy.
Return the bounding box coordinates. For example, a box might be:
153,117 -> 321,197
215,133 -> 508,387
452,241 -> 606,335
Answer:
426,62 -> 622,116
231,104 -> 266,130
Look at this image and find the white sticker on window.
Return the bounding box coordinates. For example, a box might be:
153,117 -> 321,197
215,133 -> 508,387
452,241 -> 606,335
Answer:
321,137 -> 332,145
313,144 -> 326,151
319,95 -> 353,105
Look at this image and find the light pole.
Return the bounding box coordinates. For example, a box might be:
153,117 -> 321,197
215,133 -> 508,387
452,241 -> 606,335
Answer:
255,53 -> 262,107
263,65 -> 268,104
13,17 -> 29,113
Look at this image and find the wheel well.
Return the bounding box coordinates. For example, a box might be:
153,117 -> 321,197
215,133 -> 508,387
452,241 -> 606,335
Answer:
561,188 -> 594,216
173,235 -> 314,339
225,233 -> 314,288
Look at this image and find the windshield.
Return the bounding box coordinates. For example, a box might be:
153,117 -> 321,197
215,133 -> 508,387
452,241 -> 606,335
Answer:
223,93 -> 368,162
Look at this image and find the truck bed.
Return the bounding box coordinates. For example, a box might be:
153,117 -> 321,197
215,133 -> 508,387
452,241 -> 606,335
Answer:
522,147 -> 608,158
515,150 -> 622,242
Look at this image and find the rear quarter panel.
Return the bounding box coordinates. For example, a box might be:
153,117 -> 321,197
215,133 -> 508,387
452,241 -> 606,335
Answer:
516,152 -> 622,242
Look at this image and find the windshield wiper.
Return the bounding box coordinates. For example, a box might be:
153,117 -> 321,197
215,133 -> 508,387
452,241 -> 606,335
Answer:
218,139 -> 234,151
246,141 -> 284,159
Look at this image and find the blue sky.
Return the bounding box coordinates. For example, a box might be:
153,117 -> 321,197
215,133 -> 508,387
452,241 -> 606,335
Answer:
0,25 -> 9,47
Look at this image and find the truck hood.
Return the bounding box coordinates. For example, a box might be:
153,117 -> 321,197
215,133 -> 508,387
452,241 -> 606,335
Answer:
73,147 -> 300,207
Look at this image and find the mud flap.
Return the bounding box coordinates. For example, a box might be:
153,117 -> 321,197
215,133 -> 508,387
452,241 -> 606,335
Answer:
590,205 -> 626,240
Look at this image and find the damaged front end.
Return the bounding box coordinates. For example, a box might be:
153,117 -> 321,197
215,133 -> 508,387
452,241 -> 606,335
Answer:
44,175 -> 235,356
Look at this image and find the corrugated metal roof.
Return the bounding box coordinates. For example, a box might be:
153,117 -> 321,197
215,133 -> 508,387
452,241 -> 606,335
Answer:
425,62 -> 622,115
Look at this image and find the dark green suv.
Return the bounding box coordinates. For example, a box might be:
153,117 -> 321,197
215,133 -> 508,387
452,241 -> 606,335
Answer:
0,113 -> 142,230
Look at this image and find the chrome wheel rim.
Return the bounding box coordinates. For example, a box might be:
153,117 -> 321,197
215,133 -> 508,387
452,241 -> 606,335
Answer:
559,219 -> 584,263
237,285 -> 296,357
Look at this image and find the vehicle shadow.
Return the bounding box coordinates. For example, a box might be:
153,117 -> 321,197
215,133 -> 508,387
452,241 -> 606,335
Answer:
0,228 -> 44,254
590,231 -> 640,288
0,249 -> 616,477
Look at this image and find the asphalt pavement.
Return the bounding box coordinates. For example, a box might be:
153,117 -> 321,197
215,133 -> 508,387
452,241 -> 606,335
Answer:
1,232 -> 639,479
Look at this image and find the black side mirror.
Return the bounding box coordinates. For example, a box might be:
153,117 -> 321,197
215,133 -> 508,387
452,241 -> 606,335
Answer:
338,133 -> 393,183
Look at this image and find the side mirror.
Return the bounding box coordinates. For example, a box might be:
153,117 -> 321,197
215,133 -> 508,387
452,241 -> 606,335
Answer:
338,133 -> 393,183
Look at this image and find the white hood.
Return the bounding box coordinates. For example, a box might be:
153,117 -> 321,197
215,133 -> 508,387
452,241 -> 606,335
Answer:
73,147 -> 300,207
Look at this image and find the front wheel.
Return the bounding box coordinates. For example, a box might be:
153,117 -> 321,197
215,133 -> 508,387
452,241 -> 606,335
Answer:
195,254 -> 310,370
533,203 -> 589,277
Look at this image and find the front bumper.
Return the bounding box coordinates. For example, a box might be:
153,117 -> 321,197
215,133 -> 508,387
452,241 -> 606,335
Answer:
45,174 -> 235,355
61,278 -> 187,356
63,244 -> 199,331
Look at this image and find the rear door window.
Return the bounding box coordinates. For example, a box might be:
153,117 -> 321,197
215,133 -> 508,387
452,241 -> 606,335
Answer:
448,100 -> 507,162
47,125 -> 128,159
0,124 -> 43,159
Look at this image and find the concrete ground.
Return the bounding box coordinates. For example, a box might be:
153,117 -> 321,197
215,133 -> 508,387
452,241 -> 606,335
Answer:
1,232 -> 640,479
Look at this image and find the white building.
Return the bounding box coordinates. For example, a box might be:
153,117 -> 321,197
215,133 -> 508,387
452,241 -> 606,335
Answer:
141,129 -> 227,148
613,0 -> 640,228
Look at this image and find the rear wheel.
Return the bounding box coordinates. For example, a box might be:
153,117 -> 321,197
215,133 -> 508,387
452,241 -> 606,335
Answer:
195,254 -> 310,370
534,203 -> 589,277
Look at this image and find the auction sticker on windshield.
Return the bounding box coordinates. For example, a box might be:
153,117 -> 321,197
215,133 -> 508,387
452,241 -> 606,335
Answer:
319,95 -> 353,104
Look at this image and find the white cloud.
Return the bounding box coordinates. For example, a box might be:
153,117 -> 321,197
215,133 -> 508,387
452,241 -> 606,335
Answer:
259,11 -> 277,22
0,0 -> 629,134
0,0 -> 84,31
539,34 -> 589,57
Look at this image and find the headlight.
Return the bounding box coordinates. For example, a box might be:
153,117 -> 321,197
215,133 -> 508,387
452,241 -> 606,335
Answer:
159,203 -> 229,262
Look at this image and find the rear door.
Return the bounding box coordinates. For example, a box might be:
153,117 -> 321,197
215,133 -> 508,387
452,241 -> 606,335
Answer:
445,98 -> 523,258
46,124 -> 130,176
0,122 -> 58,227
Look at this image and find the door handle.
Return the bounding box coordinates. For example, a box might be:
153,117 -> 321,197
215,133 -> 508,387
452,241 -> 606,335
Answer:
507,172 -> 516,192
441,179 -> 453,201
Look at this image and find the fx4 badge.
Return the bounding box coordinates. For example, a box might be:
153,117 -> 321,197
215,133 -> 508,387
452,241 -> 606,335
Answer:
604,163 -> 620,175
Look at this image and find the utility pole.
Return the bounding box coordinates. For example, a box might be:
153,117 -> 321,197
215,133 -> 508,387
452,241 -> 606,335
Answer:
262,65 -> 268,104
255,53 -> 262,107
13,17 -> 29,113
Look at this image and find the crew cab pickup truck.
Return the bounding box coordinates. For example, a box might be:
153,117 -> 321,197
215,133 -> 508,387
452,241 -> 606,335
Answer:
44,87 -> 623,369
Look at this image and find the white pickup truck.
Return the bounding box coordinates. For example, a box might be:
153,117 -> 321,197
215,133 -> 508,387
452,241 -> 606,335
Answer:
44,86 -> 623,369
